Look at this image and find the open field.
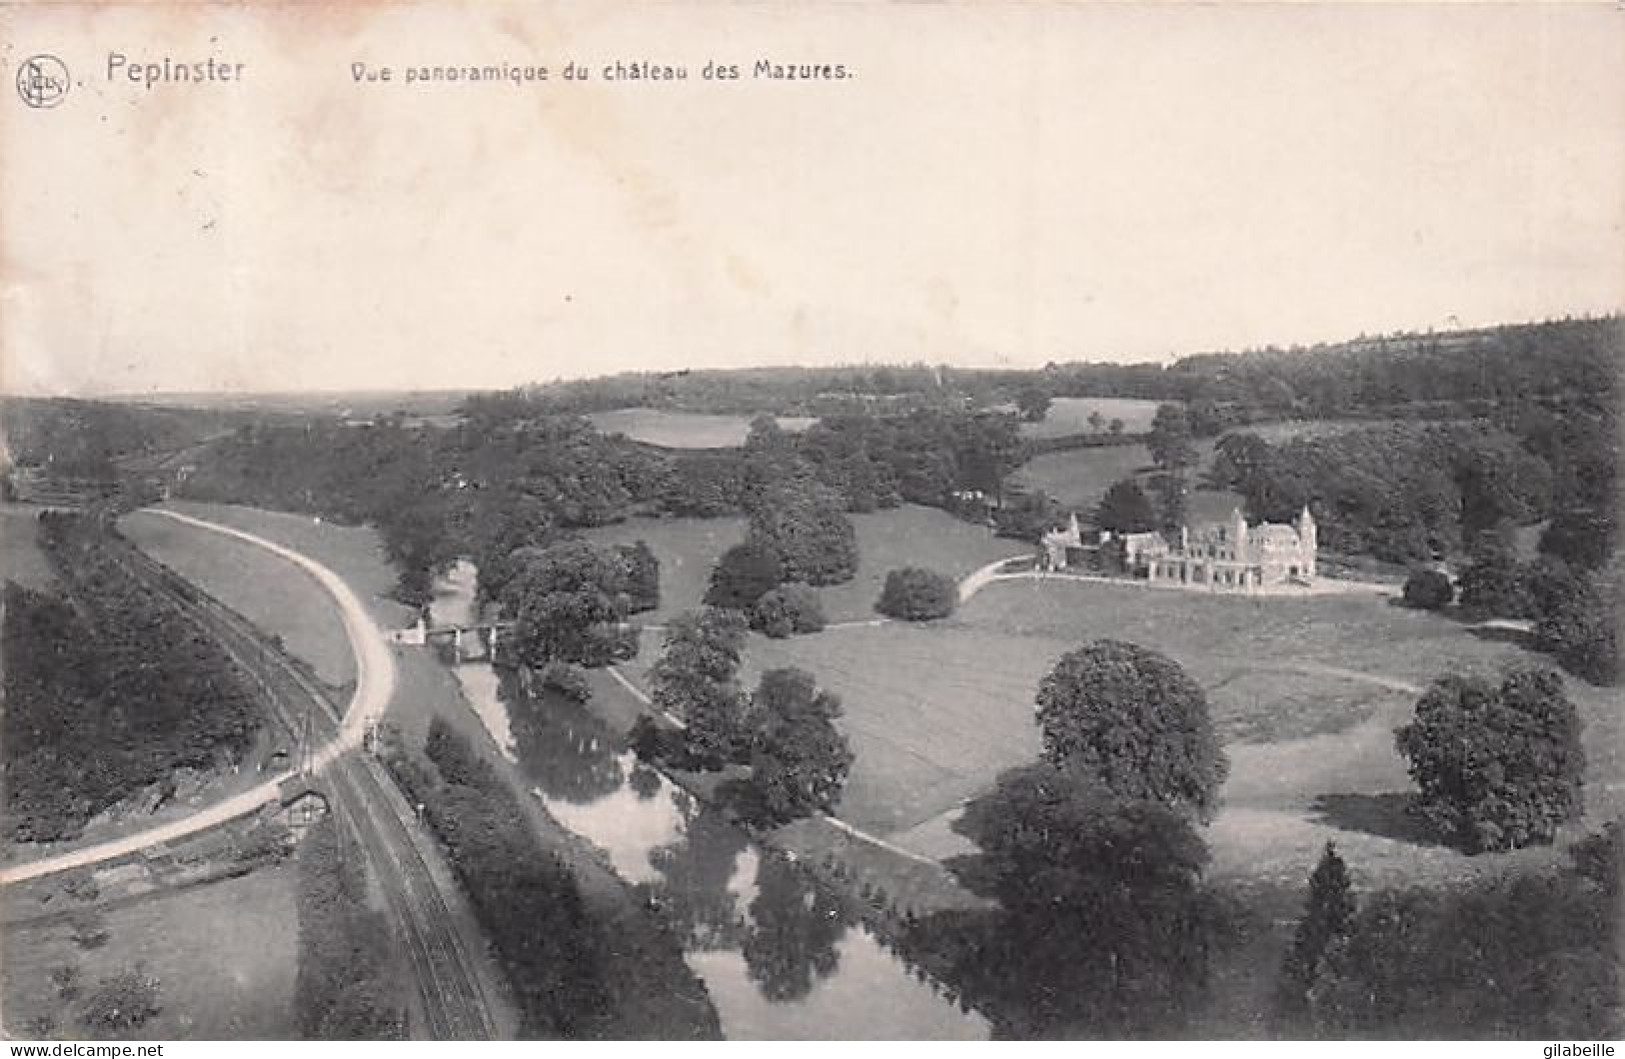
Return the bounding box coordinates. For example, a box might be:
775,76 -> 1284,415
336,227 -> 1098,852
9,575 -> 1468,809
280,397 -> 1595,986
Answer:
0,505 -> 56,591
1231,416 -> 1449,443
1010,441 -> 1241,522
1,863 -> 299,1039
587,408 -> 815,449
1015,396 -> 1162,439
586,504 -> 1015,624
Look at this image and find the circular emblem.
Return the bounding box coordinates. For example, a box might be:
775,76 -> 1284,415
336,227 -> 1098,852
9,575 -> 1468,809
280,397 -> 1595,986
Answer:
17,55 -> 69,109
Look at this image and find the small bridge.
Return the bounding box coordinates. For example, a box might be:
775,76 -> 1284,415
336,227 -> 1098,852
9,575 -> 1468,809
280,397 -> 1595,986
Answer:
389,619 -> 515,663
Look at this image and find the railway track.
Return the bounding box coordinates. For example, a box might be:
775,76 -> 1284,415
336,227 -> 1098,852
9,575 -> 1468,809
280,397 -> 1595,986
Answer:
115,542 -> 496,1040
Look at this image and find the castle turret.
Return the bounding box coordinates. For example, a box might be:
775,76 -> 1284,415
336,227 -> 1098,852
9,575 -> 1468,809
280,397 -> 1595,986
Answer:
1295,504 -> 1318,576
1231,507 -> 1249,561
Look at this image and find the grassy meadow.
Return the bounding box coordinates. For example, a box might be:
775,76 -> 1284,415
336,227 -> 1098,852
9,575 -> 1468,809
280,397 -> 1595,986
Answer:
586,408 -> 815,449
1015,396 -> 1162,439
1,864 -> 301,1039
586,504 -> 1015,624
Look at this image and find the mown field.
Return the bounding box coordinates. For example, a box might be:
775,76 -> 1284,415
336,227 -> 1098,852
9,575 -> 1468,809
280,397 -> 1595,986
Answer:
1,864 -> 300,1039
586,408 -> 815,449
1014,396 -> 1162,439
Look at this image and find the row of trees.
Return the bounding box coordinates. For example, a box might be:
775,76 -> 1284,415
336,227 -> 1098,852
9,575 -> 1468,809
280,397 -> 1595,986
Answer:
386,720 -> 614,1037
2,515 -> 263,842
293,816 -> 405,1039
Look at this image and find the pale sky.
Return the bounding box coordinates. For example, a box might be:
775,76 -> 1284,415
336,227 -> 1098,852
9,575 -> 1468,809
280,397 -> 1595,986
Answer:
2,2 -> 1622,396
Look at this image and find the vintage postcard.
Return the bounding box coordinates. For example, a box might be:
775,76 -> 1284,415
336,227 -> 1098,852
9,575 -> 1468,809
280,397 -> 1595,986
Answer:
0,0 -> 1621,1045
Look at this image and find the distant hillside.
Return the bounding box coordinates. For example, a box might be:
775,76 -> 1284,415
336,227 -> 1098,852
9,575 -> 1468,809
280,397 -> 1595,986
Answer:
491,315 -> 1622,420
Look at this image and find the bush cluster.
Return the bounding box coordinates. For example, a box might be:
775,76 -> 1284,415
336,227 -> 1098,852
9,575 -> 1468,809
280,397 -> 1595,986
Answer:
875,566 -> 958,621
749,583 -> 826,638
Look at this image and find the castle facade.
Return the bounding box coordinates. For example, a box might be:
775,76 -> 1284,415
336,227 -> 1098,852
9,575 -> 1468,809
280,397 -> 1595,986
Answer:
1134,506 -> 1317,591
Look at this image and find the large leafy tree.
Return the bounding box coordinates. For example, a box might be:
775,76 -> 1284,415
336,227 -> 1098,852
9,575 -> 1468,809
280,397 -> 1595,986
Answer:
746,477 -> 859,587
947,761 -> 1221,1034
649,608 -> 752,767
1540,507 -> 1618,572
471,490 -> 556,604
1394,666 -> 1585,852
504,539 -> 639,670
1094,478 -> 1157,534
874,566 -> 957,621
993,488 -> 1063,543
1015,386 -> 1052,423
703,541 -> 783,611
615,540 -> 661,615
738,667 -> 853,824
1147,403 -> 1197,473
1456,533 -> 1533,618
1532,561 -> 1621,685
1035,640 -> 1229,821
1401,568 -> 1454,610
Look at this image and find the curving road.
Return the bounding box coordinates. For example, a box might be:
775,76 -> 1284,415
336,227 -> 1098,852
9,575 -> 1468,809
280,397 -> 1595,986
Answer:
0,509 -> 394,886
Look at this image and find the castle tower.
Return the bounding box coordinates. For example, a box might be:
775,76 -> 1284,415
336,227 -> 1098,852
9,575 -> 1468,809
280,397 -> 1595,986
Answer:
1065,512 -> 1082,546
1231,507 -> 1249,562
1295,504 -> 1318,576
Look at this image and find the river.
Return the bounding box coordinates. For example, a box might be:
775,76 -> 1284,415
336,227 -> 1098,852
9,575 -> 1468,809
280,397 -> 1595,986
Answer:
429,561 -> 987,1040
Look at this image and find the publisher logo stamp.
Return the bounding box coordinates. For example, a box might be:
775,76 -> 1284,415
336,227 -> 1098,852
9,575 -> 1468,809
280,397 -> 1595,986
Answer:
17,55 -> 70,108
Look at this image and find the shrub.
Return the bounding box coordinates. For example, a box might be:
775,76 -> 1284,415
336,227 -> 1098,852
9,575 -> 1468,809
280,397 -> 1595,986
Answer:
1402,568 -> 1454,610
539,661 -> 592,702
83,967 -> 162,1033
750,583 -> 826,638
875,567 -> 958,621
1394,666 -> 1584,852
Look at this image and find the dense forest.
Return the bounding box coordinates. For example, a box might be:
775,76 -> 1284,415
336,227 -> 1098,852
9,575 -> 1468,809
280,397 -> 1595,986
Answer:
1,513 -> 263,841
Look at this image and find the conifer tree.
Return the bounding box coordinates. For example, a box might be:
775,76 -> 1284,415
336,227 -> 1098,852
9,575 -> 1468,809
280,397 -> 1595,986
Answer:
1278,841 -> 1357,1014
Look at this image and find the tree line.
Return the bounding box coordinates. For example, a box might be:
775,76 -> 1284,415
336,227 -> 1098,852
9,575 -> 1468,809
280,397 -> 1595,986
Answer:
383,719 -> 615,1037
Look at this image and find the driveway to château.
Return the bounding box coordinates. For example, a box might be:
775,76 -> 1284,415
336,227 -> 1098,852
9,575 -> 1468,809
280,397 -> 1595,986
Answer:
0,509 -> 396,886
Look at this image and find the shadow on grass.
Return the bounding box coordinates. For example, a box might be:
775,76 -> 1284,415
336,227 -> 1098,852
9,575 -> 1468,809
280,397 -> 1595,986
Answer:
1308,792 -> 1453,849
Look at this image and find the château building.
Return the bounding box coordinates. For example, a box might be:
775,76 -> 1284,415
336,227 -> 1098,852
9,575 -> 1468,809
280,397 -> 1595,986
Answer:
1039,506 -> 1320,593
1135,507 -> 1318,591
